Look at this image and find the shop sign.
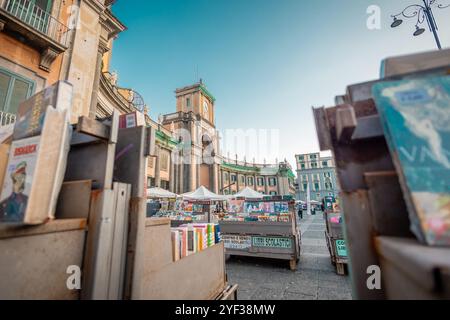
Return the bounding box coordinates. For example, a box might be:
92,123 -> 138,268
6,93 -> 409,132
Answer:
335,239 -> 347,257
252,236 -> 292,249
222,235 -> 251,250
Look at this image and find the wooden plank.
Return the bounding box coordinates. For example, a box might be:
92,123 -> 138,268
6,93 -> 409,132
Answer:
312,106 -> 332,151
55,180 -> 92,220
0,226 -> 85,299
364,171 -> 413,237
351,115 -> 384,141
336,104 -> 357,143
108,182 -> 131,300
139,243 -> 226,300
81,189 -> 116,300
375,236 -> 450,299
340,190 -> 385,300
76,116 -> 110,140
0,218 -> 86,239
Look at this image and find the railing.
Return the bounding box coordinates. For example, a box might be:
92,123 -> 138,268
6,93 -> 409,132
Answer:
0,0 -> 69,47
0,111 -> 16,126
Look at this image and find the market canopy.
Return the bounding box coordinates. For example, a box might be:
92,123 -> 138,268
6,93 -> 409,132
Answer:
147,187 -> 178,199
231,187 -> 265,199
181,186 -> 227,201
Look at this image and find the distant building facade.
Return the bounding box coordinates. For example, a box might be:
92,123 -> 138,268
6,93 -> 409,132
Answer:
295,152 -> 339,202
219,159 -> 296,197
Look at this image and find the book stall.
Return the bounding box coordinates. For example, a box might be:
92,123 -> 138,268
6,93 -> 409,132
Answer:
0,82 -> 237,300
153,186 -> 227,227
322,196 -> 348,275
146,187 -> 177,217
313,48 -> 450,300
219,187 -> 301,271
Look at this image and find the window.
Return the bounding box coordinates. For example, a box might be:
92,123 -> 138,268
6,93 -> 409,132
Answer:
324,172 -> 331,178
186,97 -> 191,110
247,177 -> 254,186
231,174 -> 237,182
302,175 -> 307,181
257,177 -> 264,186
314,182 -> 320,191
240,175 -> 245,184
270,191 -> 277,196
303,183 -> 308,191
223,172 -> 229,183
161,180 -> 169,190
322,161 -> 328,167
301,163 -> 305,169
0,69 -> 34,115
298,155 -> 304,161
224,189 -> 229,195
310,154 -> 317,160
311,162 -> 318,169
269,177 -> 277,186
147,177 -> 155,188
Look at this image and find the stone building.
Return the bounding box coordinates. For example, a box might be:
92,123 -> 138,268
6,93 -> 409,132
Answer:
295,152 -> 339,202
219,158 -> 296,196
0,0 -> 124,123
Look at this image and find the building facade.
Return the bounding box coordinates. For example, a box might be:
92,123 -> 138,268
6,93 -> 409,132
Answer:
1,0 -> 295,197
295,152 -> 339,202
219,159 -> 296,196
0,0 -> 123,123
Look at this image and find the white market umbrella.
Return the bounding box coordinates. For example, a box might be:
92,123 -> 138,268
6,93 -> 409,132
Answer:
231,187 -> 264,200
147,187 -> 177,199
181,186 -> 226,201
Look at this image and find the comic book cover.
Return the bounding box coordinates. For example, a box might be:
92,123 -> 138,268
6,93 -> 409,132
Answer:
0,136 -> 40,223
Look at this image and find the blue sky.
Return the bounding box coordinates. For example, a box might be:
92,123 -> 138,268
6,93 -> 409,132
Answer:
110,0 -> 450,167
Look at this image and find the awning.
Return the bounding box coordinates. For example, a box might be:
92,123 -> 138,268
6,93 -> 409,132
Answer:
181,186 -> 227,201
147,187 -> 178,199
229,187 -> 265,200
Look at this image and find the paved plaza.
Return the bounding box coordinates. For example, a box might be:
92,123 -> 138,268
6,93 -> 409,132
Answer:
226,212 -> 353,300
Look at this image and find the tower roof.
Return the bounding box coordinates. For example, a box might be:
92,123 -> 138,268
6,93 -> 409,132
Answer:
175,81 -> 216,102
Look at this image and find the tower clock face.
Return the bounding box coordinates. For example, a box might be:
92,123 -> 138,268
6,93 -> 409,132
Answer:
203,100 -> 209,116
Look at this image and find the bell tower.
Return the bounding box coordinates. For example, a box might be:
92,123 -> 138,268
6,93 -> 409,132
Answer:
175,79 -> 215,126
163,80 -> 220,194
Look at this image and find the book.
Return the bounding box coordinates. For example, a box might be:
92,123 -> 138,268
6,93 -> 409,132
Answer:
173,227 -> 188,258
0,81 -> 73,225
372,76 -> 450,246
118,111 -> 146,129
171,230 -> 180,262
13,81 -> 72,140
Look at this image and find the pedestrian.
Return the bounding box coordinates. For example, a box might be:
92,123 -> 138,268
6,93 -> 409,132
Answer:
298,206 -> 303,220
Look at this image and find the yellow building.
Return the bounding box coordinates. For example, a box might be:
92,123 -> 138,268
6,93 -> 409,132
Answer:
0,0 -> 124,123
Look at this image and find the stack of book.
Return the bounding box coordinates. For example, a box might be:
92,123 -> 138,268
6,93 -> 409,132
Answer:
0,81 -> 73,225
170,223 -> 222,262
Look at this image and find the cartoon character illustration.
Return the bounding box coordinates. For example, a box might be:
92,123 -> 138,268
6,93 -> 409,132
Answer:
0,161 -> 29,222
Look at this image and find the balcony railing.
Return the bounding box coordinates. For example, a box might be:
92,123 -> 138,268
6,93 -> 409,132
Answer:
0,111 -> 16,126
0,0 -> 69,47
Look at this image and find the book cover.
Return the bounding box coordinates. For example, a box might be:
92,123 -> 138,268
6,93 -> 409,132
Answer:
372,76 -> 450,246
13,81 -> 72,140
171,230 -> 180,262
0,136 -> 40,223
0,82 -> 73,225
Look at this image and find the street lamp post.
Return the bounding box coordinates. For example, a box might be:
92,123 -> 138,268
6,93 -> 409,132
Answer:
390,0 -> 450,50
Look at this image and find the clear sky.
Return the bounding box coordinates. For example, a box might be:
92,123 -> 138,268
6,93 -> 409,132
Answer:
110,0 -> 450,168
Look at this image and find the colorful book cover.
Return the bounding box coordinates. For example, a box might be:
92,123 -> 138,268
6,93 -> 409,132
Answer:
214,223 -> 221,244
244,202 -> 264,214
372,76 -> 450,246
13,81 -> 72,141
0,136 -> 40,223
263,202 -> 275,214
228,200 -> 244,213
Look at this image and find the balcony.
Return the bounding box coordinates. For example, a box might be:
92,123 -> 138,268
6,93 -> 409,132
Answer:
0,0 -> 69,71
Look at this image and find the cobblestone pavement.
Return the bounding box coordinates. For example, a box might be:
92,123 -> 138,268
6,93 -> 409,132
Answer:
226,212 -> 353,300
